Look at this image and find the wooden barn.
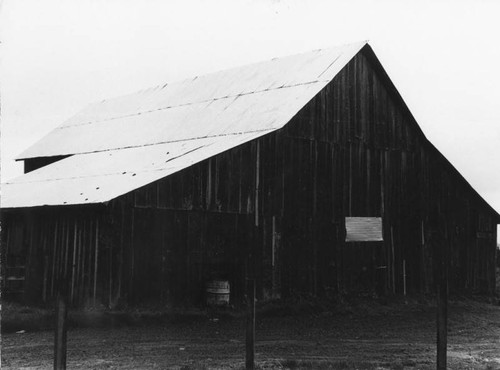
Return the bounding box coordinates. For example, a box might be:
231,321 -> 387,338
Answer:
1,42 -> 498,307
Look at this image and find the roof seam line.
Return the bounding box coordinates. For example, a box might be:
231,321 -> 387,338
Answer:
317,54 -> 343,79
18,129 -> 276,160
5,166 -> 182,185
57,80 -> 325,129
9,146 -> 210,185
7,131 -> 270,185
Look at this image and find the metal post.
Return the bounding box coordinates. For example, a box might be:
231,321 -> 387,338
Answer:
246,279 -> 256,370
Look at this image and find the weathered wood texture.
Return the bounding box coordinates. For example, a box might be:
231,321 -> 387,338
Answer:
1,207 -> 106,305
2,49 -> 497,306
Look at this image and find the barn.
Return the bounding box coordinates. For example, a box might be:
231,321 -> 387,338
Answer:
1,42 -> 498,307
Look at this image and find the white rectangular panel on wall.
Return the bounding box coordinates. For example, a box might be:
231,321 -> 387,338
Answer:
345,217 -> 383,242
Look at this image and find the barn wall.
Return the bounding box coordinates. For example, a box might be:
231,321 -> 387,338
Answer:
110,200 -> 253,306
133,139 -> 258,214
1,207 -> 106,305
100,48 -> 498,303
3,48 -> 498,307
279,49 -> 498,295
134,48 -> 500,300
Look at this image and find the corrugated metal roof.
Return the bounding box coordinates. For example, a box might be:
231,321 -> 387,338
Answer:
2,41 -> 367,208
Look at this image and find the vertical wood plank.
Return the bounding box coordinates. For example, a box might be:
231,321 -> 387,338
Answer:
76,223 -> 83,305
51,221 -> 59,297
246,278 -> 256,370
86,220 -> 93,305
117,206 -> 125,303
109,231 -> 113,307
255,141 -> 260,227
129,208 -> 135,302
41,225 -> 48,303
64,220 -> 70,279
93,219 -> 99,306
70,220 -> 77,303
391,226 -> 395,294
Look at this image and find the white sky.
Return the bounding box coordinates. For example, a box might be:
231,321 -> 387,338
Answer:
1,0 -> 499,234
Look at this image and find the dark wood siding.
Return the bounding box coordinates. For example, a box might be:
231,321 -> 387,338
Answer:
3,47 -> 498,306
1,207 -> 105,305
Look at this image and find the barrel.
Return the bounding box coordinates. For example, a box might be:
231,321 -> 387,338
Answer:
205,280 -> 230,306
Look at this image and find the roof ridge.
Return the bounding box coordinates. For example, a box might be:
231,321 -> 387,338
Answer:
59,81 -> 323,130
18,41 -> 366,160
88,41 -> 369,106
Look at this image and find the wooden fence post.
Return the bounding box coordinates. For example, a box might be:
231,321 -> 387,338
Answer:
54,284 -> 68,370
246,278 -> 256,370
436,220 -> 448,370
436,276 -> 447,370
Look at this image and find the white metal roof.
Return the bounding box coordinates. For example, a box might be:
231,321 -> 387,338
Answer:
2,41 -> 367,208
1,132 -> 270,208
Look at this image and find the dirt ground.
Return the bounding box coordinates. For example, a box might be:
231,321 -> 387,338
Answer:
2,297 -> 500,369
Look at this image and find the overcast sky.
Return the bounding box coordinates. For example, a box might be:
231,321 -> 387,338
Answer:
1,0 -> 499,232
